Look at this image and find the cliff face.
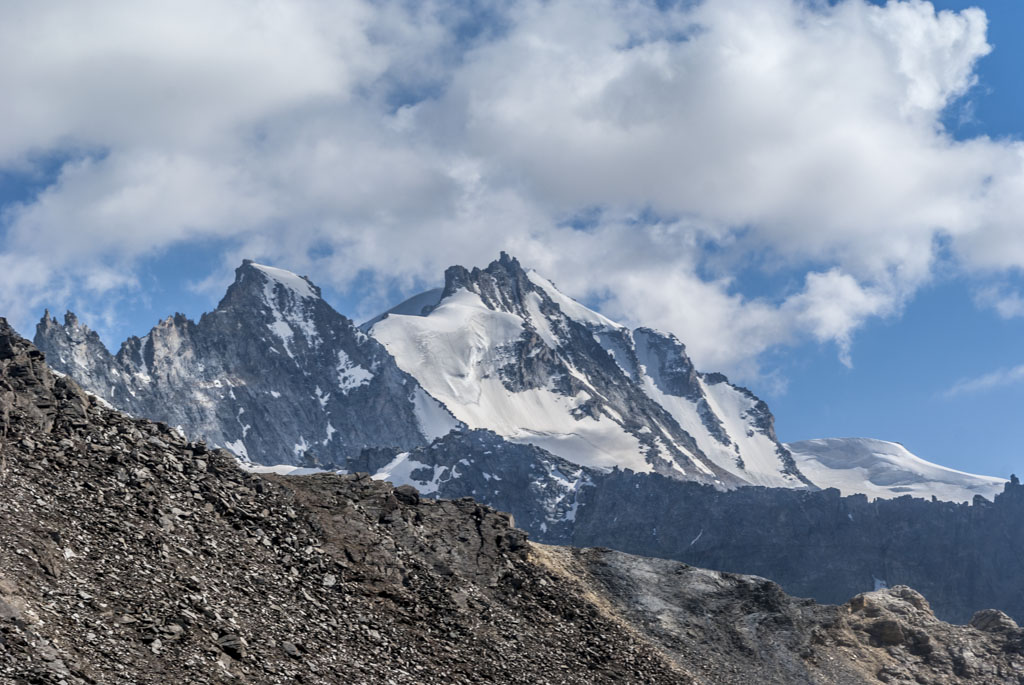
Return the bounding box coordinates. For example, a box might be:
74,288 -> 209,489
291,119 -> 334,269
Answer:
568,471 -> 1024,625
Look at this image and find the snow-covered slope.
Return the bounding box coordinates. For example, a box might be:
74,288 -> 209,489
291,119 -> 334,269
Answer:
370,253 -> 811,488
787,438 -> 1007,502
35,260 -> 459,465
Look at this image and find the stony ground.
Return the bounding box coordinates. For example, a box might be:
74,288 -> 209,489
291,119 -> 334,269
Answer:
0,321 -> 684,684
0,319 -> 1022,684
534,546 -> 1024,684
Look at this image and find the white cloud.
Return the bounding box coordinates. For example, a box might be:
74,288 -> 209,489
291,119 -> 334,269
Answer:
974,285 -> 1024,319
944,364 -> 1024,398
0,0 -> 1022,381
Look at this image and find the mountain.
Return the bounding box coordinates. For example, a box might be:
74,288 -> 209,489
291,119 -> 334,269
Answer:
2,318 -> 1022,684
787,438 -> 1007,503
33,254 -> 1024,624
369,252 -> 811,489
36,254 -> 810,490
35,260 -> 459,466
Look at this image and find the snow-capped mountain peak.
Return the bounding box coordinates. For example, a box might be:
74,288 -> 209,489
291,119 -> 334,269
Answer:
370,253 -> 811,489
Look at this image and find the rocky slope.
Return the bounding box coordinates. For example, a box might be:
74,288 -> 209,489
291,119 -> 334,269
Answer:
35,261 -> 458,466
568,470 -> 1024,625
537,547 -> 1024,684
320,434 -> 1024,625
0,318 -> 683,684
2,320 -> 1023,684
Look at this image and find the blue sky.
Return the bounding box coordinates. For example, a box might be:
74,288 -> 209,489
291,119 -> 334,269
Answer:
3,0 -> 1024,479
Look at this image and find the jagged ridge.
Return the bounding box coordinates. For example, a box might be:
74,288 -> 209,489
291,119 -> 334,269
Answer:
35,261 -> 460,466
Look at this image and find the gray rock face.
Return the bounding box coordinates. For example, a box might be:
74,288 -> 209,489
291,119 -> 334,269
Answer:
34,261 -> 456,465
346,429 -> 596,542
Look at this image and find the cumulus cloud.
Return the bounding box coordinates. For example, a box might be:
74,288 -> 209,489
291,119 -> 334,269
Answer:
0,0 -> 1022,381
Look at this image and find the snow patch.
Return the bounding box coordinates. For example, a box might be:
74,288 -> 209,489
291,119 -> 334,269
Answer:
372,289 -> 651,473
337,350 -> 373,392
225,439 -> 248,460
370,452 -> 450,495
412,387 -> 461,441
251,263 -> 318,300
244,464 -> 328,476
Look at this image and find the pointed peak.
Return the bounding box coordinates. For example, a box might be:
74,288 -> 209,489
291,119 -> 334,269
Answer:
496,251 -> 520,270
634,327 -> 684,348
38,309 -> 58,328
442,252 -> 532,301
37,309 -> 90,332
238,261 -> 321,299
219,260 -> 323,311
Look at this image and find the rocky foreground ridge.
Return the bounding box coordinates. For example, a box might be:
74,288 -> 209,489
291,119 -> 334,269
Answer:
2,321 -> 1023,684
338,429 -> 1024,625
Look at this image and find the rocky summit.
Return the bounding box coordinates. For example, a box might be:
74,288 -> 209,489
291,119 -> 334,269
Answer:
34,260 -> 458,468
2,321 -> 1024,684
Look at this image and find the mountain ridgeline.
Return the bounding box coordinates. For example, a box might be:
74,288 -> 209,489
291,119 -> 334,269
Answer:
37,254 -> 806,489
33,254 -> 1022,624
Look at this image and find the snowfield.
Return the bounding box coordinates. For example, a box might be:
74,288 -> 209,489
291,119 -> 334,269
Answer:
787,437 -> 1007,502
